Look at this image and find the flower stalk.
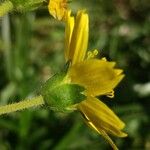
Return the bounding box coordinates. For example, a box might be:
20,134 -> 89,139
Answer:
0,95 -> 45,115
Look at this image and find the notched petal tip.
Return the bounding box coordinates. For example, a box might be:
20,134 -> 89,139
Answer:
114,69 -> 123,75
69,59 -> 125,96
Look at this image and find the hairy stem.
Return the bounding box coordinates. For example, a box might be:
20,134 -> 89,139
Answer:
0,95 -> 45,115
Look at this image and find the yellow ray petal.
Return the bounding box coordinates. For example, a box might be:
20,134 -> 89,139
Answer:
68,10 -> 89,64
85,97 -> 126,130
78,97 -> 127,137
48,0 -> 68,21
69,59 -> 124,96
87,122 -> 119,150
65,10 -> 75,61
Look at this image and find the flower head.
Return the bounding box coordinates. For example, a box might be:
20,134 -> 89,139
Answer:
64,10 -> 127,150
48,0 -> 68,21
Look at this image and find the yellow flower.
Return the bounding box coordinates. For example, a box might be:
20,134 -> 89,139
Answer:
65,10 -> 127,150
48,0 -> 68,21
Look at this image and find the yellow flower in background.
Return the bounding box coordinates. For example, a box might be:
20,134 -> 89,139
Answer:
48,0 -> 68,21
65,10 -> 127,150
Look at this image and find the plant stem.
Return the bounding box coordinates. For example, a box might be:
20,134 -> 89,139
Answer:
2,13 -> 12,80
0,1 -> 13,17
0,95 -> 45,115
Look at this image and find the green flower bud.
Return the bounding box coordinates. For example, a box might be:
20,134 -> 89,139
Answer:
40,70 -> 86,112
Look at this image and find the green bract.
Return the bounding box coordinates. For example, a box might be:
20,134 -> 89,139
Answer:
40,71 -> 86,112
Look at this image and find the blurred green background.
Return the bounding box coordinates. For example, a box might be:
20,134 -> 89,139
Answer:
0,0 -> 150,149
